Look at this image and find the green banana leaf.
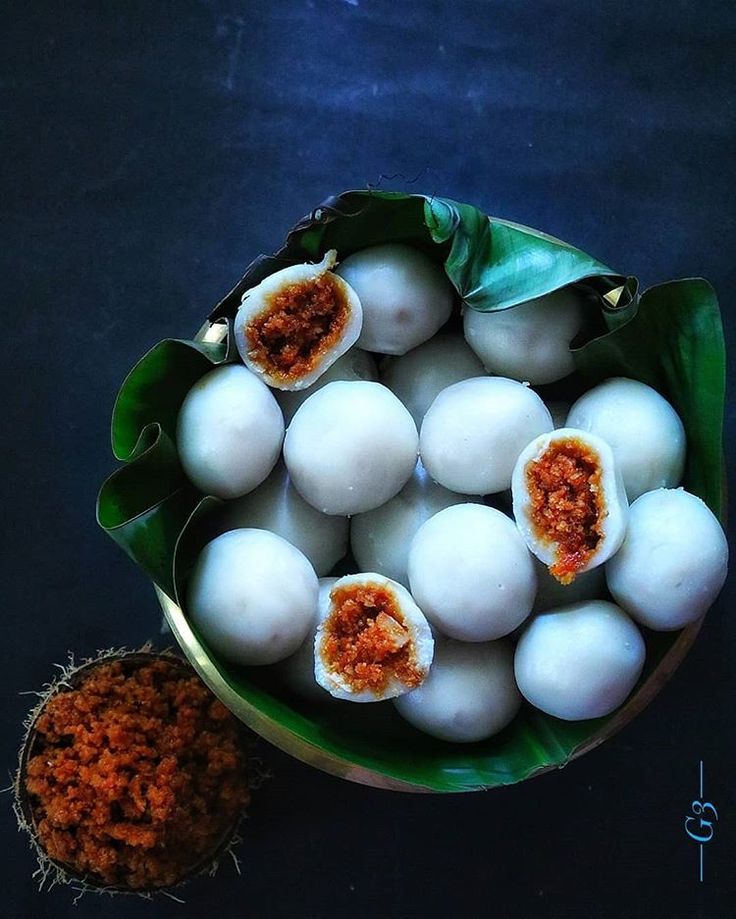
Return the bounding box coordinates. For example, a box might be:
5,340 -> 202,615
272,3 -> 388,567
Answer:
97,190 -> 726,792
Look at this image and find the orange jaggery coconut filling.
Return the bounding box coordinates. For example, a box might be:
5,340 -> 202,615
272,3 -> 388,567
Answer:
321,583 -> 423,695
24,658 -> 249,890
245,274 -> 349,383
526,437 -> 605,585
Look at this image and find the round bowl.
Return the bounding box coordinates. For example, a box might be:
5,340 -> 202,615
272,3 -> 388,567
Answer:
99,190 -> 727,793
15,650 -> 248,892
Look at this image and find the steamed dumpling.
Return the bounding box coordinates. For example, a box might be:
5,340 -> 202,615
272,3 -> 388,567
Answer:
420,377 -> 553,495
176,364 -> 284,499
335,244 -> 453,355
394,638 -> 521,742
566,378 -> 686,501
314,573 -> 434,702
187,529 -> 318,666
463,287 -> 585,385
408,504 -> 537,641
284,381 -> 418,515
514,600 -> 645,720
380,333 -> 485,427
606,488 -> 728,630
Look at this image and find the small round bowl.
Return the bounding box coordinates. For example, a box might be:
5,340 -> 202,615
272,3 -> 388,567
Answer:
15,649 -> 248,894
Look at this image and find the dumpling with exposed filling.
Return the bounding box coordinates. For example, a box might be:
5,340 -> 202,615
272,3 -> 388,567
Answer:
314,574 -> 434,702
234,250 -> 362,390
512,428 -> 628,584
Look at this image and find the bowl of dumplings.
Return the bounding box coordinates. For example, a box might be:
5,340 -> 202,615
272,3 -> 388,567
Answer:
99,191 -> 728,792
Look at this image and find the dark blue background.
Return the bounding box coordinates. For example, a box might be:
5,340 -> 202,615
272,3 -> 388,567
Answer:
2,2 -> 734,917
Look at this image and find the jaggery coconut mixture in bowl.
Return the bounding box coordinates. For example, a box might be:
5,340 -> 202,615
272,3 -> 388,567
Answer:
98,190 -> 728,793
15,651 -> 250,892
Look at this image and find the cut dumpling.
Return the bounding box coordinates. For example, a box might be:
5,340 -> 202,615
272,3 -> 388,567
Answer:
335,244 -> 453,355
566,377 -> 686,501
314,574 -> 434,702
463,287 -> 585,385
234,250 -> 362,390
606,488 -> 728,630
512,428 -> 628,583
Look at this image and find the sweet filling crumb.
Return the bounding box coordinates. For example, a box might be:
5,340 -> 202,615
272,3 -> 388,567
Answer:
246,274 -> 349,382
24,658 -> 249,890
321,584 -> 422,695
526,437 -> 605,584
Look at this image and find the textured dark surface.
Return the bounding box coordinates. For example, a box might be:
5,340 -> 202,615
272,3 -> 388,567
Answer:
1,2 -> 734,917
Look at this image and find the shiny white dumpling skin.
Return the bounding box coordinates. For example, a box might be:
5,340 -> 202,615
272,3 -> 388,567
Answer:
284,381 -> 418,515
187,529 -> 318,666
606,488 -> 728,630
233,250 -> 363,390
420,377 -> 553,494
335,244 -> 453,355
533,558 -> 607,613
566,377 -> 686,501
512,428 -> 629,575
514,600 -> 646,720
350,460 -> 481,587
394,638 -> 521,743
408,504 -> 537,641
314,574 -> 434,702
215,462 -> 348,576
276,578 -> 336,702
276,348 -> 377,424
176,364 -> 284,499
463,287 -> 585,385
380,333 -> 485,427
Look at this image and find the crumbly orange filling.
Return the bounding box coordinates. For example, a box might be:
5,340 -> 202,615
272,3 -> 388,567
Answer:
246,274 -> 348,382
321,584 -> 422,695
526,437 -> 605,584
24,658 -> 249,890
